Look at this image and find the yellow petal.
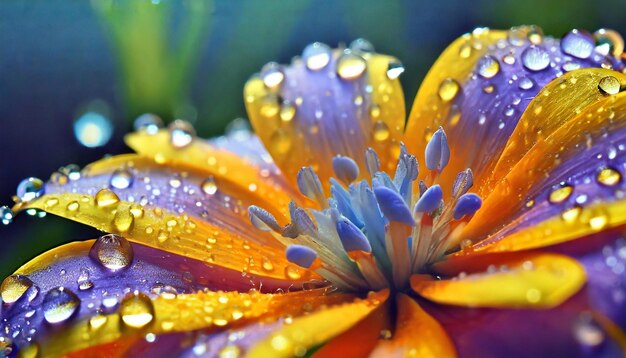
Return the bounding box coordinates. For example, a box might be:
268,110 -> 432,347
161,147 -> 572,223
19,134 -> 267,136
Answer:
246,290 -> 389,358
36,288 -> 352,357
481,68 -> 626,196
466,198 -> 626,254
369,293 -> 456,358
18,191 -> 313,284
244,49 -> 405,190
412,253 -> 585,308
403,28 -> 507,191
462,89 -> 626,241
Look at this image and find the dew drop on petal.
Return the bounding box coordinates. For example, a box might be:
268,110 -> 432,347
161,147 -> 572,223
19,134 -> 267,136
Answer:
574,314 -> 605,347
89,314 -> 108,330
110,169 -> 134,190
114,204 -> 135,232
119,292 -> 154,328
549,185 -> 573,204
477,55 -> 500,78
597,167 -> 621,186
0,275 -> 33,304
77,269 -> 94,291
168,120 -> 195,149
279,102 -> 297,122
594,28 -> 624,57
201,177 -> 218,195
438,78 -> 460,102
0,206 -> 13,225
270,129 -> 292,154
521,46 -> 550,72
16,177 -> 44,202
560,29 -> 595,59
303,42 -> 332,71
598,76 -> 621,95
349,38 -> 375,53
42,287 -> 80,324
372,121 -> 390,142
134,114 -> 163,135
386,61 -> 405,80
219,345 -> 241,358
337,53 -> 367,80
561,206 -> 582,223
95,189 -> 120,208
89,234 -> 134,271
260,62 -> 285,91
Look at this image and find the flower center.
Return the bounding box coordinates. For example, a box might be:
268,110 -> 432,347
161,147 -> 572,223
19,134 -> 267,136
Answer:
249,127 -> 482,292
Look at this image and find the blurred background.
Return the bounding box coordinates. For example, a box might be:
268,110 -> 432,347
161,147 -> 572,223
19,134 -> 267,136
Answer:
1,0 -> 626,277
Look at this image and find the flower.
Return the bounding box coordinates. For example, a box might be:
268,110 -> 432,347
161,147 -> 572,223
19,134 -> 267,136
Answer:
2,25 -> 626,357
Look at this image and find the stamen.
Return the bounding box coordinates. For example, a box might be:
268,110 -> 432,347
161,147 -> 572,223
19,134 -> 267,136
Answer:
296,166 -> 328,208
425,126 -> 450,172
248,205 -> 281,232
453,193 -> 483,220
365,148 -> 381,179
332,156 -> 360,185
414,185 -> 443,213
335,216 -> 372,252
286,245 -> 318,269
373,186 -> 414,226
452,168 -> 474,198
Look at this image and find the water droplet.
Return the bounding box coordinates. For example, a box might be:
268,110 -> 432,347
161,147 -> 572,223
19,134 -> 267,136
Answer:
562,62 -> 581,72
438,78 -> 460,102
89,234 -> 134,271
477,55 -> 500,78
349,38 -> 375,53
262,257 -> 274,272
597,167 -> 621,186
527,26 -> 544,44
279,101 -> 297,122
285,265 -> 302,280
95,189 -> 120,208
134,114 -> 163,135
219,345 -> 241,358
525,288 -> 542,303
119,292 -> 154,328
561,29 -> 595,59
77,269 -> 94,291
89,314 -> 108,330
303,42 -> 332,71
598,76 -> 621,95
549,185 -> 573,204
458,43 -> 472,58
508,26 -> 528,46
386,61 -> 405,80
594,28 -> 624,57
113,204 -> 135,232
372,121 -> 390,141
201,177 -> 218,195
16,177 -> 44,202
74,111 -> 113,148
168,176 -> 182,189
370,104 -> 381,118
50,171 -> 69,185
0,206 -> 13,225
518,77 -> 534,90
0,275 -> 33,304
521,46 -> 550,72
589,213 -> 608,230
336,53 -> 367,80
260,62 -> 285,90
574,313 -> 605,347
109,169 -> 133,190
270,130 -> 292,154
66,201 -> 80,212
42,287 -> 80,324
169,120 -> 195,149
561,206 -> 582,223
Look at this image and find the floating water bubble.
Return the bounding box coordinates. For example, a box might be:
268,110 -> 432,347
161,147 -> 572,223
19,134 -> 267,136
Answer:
303,42 -> 332,71
89,234 -> 134,271
42,287 -> 80,324
134,114 -> 163,135
74,111 -> 113,148
561,29 -> 595,59
119,292 -> 155,328
109,169 -> 134,190
521,46 -> 550,71
16,177 -> 44,202
0,206 -> 13,225
169,120 -> 195,149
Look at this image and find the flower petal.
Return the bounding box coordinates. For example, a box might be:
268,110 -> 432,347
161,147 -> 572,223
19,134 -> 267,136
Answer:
16,156 -> 316,285
404,26 -> 622,196
369,293 -> 456,358
244,44 -> 405,189
414,252 -> 585,308
246,290 -> 389,358
462,74 -> 626,243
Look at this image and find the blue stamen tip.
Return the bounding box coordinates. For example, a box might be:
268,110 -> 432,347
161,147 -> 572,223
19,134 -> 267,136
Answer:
286,245 -> 318,268
373,186 -> 414,225
248,206 -> 281,232
296,166 -> 324,201
336,217 -> 372,252
425,127 -> 450,172
332,156 -> 360,184
453,193 -> 482,220
415,185 -> 443,213
365,148 -> 380,177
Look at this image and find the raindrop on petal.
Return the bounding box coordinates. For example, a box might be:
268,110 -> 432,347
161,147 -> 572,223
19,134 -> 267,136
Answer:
438,78 -> 460,102
598,76 -> 621,95
42,287 -> 80,324
521,46 -> 550,72
119,292 -> 154,328
336,53 -> 367,80
16,177 -> 44,202
89,234 -> 134,271
302,42 -> 332,71
477,55 -> 500,78
560,29 -> 595,59
0,275 -> 33,304
109,169 -> 134,190
169,120 -> 195,149
386,61 -> 405,80
134,114 -> 163,135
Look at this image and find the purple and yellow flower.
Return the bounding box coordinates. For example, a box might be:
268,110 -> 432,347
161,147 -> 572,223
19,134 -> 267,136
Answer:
3,25 -> 626,357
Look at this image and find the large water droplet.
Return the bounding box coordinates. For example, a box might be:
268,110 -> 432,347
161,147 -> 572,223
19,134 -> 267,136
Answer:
521,46 -> 550,72
0,275 -> 33,304
42,287 -> 80,324
74,111 -> 113,148
119,292 -> 154,328
16,177 -> 44,202
201,177 -> 218,195
560,29 -> 595,59
279,101 -> 297,122
95,188 -> 120,208
594,28 -> 624,57
438,78 -> 460,102
110,169 -> 134,190
549,184 -> 573,204
114,204 -> 135,232
561,206 -> 582,223
336,53 -> 367,80
598,76 -> 621,95
386,61 -> 405,80
349,38 -> 375,53
0,206 -> 13,225
518,77 -> 535,90
303,42 -> 332,71
597,167 -> 621,186
261,62 -> 285,91
89,234 -> 134,271
477,55 -> 500,78
169,120 -> 195,149
134,114 -> 163,135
